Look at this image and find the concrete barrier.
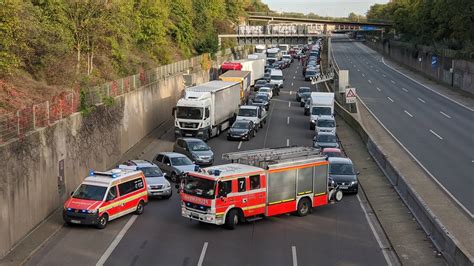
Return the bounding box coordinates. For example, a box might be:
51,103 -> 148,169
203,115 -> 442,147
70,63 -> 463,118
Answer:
333,98 -> 473,266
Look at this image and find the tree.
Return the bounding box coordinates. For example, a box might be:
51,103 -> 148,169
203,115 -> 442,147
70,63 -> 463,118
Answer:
0,1 -> 24,73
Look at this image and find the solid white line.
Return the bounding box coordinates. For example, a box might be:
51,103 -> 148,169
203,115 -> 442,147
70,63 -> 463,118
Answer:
96,215 -> 138,266
381,57 -> 474,112
197,242 -> 208,266
376,87 -> 381,92
292,246 -> 298,266
238,141 -> 242,150
391,80 -> 395,84
387,97 -> 394,103
404,110 -> 413,117
402,87 -> 408,92
368,80 -> 372,84
288,101 -> 291,108
286,139 -> 290,146
287,116 -> 290,125
357,194 -> 392,266
440,111 -> 451,119
417,98 -> 426,103
429,130 -> 443,140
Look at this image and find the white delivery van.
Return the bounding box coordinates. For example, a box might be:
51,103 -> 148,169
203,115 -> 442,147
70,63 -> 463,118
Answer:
269,69 -> 284,89
309,92 -> 334,130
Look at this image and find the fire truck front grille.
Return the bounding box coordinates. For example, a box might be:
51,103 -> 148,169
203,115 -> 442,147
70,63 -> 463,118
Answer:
184,201 -> 210,213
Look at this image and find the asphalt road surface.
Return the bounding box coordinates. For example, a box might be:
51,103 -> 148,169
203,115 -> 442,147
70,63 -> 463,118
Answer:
27,60 -> 389,266
331,39 -> 474,215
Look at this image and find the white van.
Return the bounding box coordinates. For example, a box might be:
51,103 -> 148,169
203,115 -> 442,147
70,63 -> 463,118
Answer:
269,69 -> 284,89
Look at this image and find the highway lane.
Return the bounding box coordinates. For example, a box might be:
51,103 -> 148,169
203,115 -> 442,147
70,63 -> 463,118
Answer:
332,40 -> 474,215
27,61 -> 388,266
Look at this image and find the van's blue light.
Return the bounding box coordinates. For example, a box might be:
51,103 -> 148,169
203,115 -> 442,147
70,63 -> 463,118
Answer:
67,208 -> 72,211
112,174 -> 118,178
214,170 -> 221,176
81,210 -> 87,213
89,170 -> 94,176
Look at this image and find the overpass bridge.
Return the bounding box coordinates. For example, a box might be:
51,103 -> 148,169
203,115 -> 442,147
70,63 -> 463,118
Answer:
219,14 -> 391,46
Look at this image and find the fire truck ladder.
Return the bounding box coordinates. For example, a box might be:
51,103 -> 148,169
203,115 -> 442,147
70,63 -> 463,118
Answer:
222,146 -> 320,167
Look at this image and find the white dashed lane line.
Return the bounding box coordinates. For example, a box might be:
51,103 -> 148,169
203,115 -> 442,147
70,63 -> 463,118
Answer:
197,242 -> 208,266
391,80 -> 395,84
288,101 -> 291,108
376,87 -> 381,92
292,246 -> 298,266
387,97 -> 394,103
402,87 -> 408,92
417,98 -> 426,103
368,80 -> 372,84
404,110 -> 413,117
440,111 -> 451,118
287,117 -> 290,125
286,139 -> 290,146
429,130 -> 443,140
238,141 -> 242,150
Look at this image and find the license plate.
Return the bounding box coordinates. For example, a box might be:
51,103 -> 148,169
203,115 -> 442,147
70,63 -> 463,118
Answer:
191,214 -> 199,219
340,186 -> 348,189
152,192 -> 162,195
70,219 -> 81,224
185,133 -> 193,137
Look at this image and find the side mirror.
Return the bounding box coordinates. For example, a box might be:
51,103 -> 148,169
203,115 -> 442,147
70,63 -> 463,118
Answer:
163,173 -> 167,176
166,163 -> 170,166
172,107 -> 176,116
70,191 -> 74,196
357,171 -> 360,176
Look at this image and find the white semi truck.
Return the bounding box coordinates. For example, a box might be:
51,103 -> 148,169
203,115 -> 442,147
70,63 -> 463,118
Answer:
174,81 -> 241,140
309,92 -> 335,130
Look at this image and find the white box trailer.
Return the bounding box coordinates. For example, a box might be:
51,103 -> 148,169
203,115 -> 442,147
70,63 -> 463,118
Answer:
174,81 -> 241,140
309,92 -> 335,130
220,59 -> 265,86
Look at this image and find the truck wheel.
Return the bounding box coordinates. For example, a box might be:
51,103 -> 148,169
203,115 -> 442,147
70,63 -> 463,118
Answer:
170,172 -> 178,183
296,198 -> 311,217
135,201 -> 145,215
310,124 -> 315,130
216,126 -> 221,136
96,214 -> 108,229
259,122 -> 263,128
225,209 -> 239,230
252,130 -> 256,138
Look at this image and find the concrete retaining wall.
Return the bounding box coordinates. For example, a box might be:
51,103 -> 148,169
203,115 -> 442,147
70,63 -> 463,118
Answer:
365,40 -> 473,94
0,47 -> 251,258
334,98 -> 473,266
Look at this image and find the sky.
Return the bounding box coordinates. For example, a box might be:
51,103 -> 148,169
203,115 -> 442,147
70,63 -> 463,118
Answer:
260,0 -> 390,17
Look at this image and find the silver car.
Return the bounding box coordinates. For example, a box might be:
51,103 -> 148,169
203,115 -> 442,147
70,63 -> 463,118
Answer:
121,160 -> 172,199
153,152 -> 197,183
315,115 -> 336,135
313,132 -> 339,150
173,138 -> 214,166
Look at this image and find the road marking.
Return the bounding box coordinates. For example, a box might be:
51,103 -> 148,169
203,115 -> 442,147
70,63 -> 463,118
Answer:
293,76 -> 295,80
440,111 -> 451,118
290,91 -> 293,95
362,73 -> 365,77
404,110 -> 413,117
291,82 -> 294,86
429,130 -> 443,140
197,242 -> 208,266
357,68 -> 360,72
288,101 -> 291,108
382,74 -> 386,77
391,80 -> 395,84
292,246 -> 298,266
402,87 -> 408,92
387,97 -> 394,102
368,79 -> 372,84
353,64 -> 356,68
238,141 -> 242,150
376,69 -> 379,72
287,116 -> 290,125
381,57 -> 474,112
357,194 -> 393,266
376,87 -> 381,92
286,139 -> 290,146
96,215 -> 138,266
417,98 -> 426,103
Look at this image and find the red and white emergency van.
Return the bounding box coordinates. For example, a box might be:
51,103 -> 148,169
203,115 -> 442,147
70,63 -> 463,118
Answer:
63,168 -> 148,229
179,147 -> 342,229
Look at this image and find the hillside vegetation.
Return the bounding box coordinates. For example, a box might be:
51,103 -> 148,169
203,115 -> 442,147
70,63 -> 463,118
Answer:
367,0 -> 473,53
0,0 -> 269,113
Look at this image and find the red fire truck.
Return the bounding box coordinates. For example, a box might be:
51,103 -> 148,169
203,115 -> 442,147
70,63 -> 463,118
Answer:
179,147 -> 343,229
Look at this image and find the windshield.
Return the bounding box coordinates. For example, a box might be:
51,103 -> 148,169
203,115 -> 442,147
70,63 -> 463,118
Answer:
271,75 -> 283,80
306,71 -> 316,75
256,80 -> 266,85
301,92 -> 311,97
267,52 -> 277,58
171,156 -> 193,166
259,88 -> 270,93
325,152 -> 341,158
298,88 -> 310,93
238,108 -> 257,117
184,175 -> 216,199
233,121 -> 249,129
330,163 -> 355,175
188,141 -> 210,151
312,107 -> 332,116
255,94 -> 268,101
72,184 -> 107,201
140,167 -> 163,177
176,107 -> 203,120
317,134 -> 337,143
317,120 -> 335,127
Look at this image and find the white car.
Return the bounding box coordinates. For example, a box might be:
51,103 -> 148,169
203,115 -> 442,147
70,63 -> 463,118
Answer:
315,115 -> 336,135
258,87 -> 273,99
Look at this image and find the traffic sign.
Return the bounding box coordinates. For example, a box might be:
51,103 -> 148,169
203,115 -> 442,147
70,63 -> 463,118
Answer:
345,88 -> 356,104
431,55 -> 438,68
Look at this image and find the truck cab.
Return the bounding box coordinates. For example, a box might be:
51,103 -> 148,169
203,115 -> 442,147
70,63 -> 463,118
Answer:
175,91 -> 212,139
236,105 -> 267,129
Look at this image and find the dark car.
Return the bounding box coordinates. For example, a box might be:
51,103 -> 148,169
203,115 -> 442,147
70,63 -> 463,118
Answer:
296,87 -> 311,102
304,98 -> 310,116
313,132 -> 339,150
305,68 -> 318,81
299,92 -> 311,107
254,80 -> 272,91
263,72 -> 271,82
328,157 -> 359,193
250,93 -> 270,110
173,138 -> 214,166
227,120 -> 256,141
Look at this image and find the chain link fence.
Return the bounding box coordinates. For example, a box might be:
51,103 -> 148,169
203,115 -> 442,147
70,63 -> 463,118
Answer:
0,54 -> 206,145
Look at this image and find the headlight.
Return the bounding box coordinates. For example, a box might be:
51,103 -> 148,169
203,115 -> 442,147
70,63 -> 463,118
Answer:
311,120 -> 315,123
88,209 -> 97,214
351,181 -> 358,185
